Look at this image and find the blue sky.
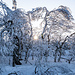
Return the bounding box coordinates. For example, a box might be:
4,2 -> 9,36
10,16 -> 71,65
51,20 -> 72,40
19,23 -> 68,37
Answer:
2,0 -> 75,19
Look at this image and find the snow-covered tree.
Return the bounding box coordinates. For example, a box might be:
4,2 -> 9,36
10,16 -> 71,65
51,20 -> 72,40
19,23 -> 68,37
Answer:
42,5 -> 74,62
0,1 -> 32,66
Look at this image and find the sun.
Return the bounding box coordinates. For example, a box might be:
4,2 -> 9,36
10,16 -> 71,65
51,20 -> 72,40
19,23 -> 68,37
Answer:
33,35 -> 38,40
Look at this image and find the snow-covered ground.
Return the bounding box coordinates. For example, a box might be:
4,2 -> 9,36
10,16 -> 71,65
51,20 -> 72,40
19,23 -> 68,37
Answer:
0,65 -> 35,75
0,62 -> 75,75
0,56 -> 75,75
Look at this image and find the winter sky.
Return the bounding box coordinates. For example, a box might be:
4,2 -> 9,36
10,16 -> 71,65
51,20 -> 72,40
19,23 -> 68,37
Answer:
2,0 -> 75,21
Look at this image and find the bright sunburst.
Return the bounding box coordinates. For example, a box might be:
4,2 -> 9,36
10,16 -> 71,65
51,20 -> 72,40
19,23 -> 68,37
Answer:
33,35 -> 38,40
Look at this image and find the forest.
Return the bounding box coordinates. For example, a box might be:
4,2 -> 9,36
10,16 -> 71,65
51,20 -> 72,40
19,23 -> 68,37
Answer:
0,0 -> 75,75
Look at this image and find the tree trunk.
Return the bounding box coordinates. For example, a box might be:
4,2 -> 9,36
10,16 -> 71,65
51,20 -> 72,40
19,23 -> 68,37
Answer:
25,48 -> 29,63
54,49 -> 58,62
58,49 -> 62,62
12,50 -> 15,67
32,54 -> 34,60
58,52 -> 61,62
54,55 -> 57,62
